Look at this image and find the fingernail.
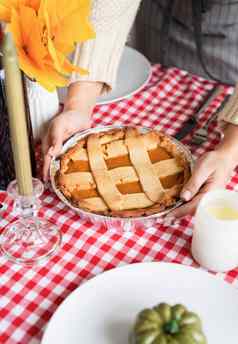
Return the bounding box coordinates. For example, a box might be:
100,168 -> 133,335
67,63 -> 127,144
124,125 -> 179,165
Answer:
181,190 -> 192,201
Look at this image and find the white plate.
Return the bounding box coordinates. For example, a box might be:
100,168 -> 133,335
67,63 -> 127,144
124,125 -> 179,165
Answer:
42,262 -> 238,344
57,47 -> 151,105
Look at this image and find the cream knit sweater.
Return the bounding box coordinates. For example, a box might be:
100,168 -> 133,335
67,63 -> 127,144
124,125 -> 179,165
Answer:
70,0 -> 142,90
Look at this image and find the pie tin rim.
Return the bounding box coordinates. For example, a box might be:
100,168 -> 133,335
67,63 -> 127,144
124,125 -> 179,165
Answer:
50,125 -> 194,223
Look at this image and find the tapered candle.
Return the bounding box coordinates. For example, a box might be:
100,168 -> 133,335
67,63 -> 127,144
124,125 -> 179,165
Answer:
1,32 -> 33,196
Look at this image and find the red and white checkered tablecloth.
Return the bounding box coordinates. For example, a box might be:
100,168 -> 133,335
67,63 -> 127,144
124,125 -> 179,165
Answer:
1,64 -> 238,344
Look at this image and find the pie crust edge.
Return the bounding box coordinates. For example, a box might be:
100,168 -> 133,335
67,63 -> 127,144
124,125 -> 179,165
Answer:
56,128 -> 191,218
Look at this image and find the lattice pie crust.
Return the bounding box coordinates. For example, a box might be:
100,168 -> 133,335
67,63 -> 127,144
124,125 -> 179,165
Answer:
57,128 -> 191,217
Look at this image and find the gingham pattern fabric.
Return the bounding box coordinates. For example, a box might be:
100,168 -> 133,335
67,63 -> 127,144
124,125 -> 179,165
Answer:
1,64 -> 238,344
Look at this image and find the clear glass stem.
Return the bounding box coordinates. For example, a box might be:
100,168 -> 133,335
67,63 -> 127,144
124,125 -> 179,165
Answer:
0,178 -> 62,265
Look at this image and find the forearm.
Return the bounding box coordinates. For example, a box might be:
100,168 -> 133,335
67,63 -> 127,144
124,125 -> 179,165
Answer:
71,0 -> 142,90
64,81 -> 103,114
216,123 -> 238,168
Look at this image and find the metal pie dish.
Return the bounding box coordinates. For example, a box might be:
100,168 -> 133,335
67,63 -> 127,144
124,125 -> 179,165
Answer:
50,125 -> 194,230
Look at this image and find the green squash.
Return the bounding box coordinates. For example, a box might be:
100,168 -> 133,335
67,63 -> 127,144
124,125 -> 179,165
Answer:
129,303 -> 207,344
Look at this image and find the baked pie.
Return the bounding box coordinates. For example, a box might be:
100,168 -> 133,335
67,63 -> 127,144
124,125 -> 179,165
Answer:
57,128 -> 191,217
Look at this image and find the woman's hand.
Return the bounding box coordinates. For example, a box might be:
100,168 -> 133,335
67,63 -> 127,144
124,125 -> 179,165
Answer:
42,110 -> 91,181
168,150 -> 234,218
41,81 -> 103,181
169,124 -> 238,218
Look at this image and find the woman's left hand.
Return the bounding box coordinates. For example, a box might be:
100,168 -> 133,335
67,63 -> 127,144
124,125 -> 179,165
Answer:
168,149 -> 235,218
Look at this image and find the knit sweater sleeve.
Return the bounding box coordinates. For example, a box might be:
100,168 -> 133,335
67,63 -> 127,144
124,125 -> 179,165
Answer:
70,0 -> 142,91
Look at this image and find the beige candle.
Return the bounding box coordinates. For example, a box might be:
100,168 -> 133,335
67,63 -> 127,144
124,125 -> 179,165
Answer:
1,32 -> 33,196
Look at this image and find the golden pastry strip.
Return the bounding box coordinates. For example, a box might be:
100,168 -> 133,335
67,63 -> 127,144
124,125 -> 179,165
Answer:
100,130 -> 159,157
99,130 -> 125,145
154,159 -> 183,177
70,182 -> 143,201
66,147 -> 171,174
125,128 -> 164,202
79,193 -> 154,212
65,174 -> 183,202
111,160 -> 183,186
60,158 -> 183,193
87,133 -> 124,211
62,158 -> 183,189
68,147 -> 88,161
59,172 -> 95,190
66,131 -> 170,162
102,139 -> 128,158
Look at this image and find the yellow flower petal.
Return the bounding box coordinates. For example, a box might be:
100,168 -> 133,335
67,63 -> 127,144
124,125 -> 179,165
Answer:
21,6 -> 46,66
10,6 -> 47,69
25,0 -> 40,10
8,8 -> 22,48
19,50 -> 67,91
39,0 -> 95,51
62,58 -> 88,75
40,2 -> 91,77
0,3 -> 11,21
44,43 -> 88,76
46,51 -> 88,76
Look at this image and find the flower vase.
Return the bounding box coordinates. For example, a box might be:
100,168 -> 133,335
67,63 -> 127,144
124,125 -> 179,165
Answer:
25,78 -> 59,141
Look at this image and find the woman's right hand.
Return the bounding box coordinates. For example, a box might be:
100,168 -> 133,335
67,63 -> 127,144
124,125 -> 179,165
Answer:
42,109 -> 91,181
41,81 -> 104,181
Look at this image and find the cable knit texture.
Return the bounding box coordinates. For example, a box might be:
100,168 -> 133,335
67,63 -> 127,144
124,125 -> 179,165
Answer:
70,0 -> 142,90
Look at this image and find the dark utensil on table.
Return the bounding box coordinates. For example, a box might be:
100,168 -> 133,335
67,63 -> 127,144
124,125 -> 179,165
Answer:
174,85 -> 225,141
191,94 -> 230,145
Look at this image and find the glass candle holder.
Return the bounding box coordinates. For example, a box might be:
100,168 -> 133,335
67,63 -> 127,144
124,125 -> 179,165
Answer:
192,189 -> 238,272
0,178 -> 61,265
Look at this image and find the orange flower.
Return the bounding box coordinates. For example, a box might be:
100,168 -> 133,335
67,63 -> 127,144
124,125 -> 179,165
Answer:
2,0 -> 95,91
38,0 -> 95,74
0,0 -> 40,22
10,5 -> 70,91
